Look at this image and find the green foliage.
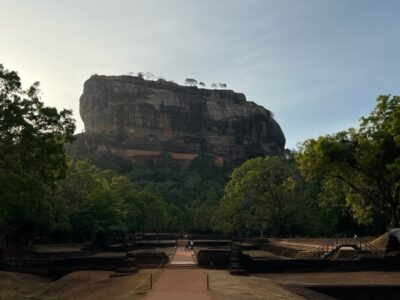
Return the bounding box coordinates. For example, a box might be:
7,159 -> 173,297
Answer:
0,64 -> 75,246
297,95 -> 400,228
214,156 -> 299,236
4,63 -> 395,241
122,154 -> 230,231
55,161 -> 124,240
54,160 -> 186,240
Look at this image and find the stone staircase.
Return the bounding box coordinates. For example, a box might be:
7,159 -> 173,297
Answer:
309,234 -> 384,259
166,263 -> 199,269
229,242 -> 248,276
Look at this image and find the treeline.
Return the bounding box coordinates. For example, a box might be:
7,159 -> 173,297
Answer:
125,71 -> 227,89
52,155 -> 231,242
214,154 -> 385,238
52,160 -> 183,241
215,95 -> 400,237
90,153 -> 230,232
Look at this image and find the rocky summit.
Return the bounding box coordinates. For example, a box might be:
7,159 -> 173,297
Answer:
70,75 -> 285,166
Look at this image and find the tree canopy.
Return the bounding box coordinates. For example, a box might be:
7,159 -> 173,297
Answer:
0,64 -> 75,245
296,95 -> 400,228
214,156 -> 298,236
185,78 -> 198,87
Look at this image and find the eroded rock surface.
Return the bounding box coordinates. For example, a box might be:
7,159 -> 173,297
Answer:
72,75 -> 285,165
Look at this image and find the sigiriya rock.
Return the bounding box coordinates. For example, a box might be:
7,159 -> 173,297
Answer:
69,75 -> 286,166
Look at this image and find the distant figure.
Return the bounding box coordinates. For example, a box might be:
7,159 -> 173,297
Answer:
185,241 -> 190,251
190,240 -> 194,250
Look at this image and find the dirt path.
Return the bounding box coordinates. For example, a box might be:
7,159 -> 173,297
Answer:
207,270 -> 305,300
144,246 -> 212,300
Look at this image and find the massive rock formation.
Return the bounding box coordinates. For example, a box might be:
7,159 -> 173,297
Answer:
72,75 -> 285,166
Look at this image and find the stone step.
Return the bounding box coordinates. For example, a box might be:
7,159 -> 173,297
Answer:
166,264 -> 199,269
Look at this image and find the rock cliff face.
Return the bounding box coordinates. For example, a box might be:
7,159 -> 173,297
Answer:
75,75 -> 285,165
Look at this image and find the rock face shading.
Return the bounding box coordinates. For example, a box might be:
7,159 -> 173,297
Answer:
73,75 -> 285,165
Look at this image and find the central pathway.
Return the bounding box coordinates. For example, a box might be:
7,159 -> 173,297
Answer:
144,243 -> 212,300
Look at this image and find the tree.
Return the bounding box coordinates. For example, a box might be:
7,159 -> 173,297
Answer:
120,154 -> 230,232
144,72 -> 155,80
185,78 -> 198,87
55,158 -> 192,239
68,162 -> 126,240
211,83 -> 217,89
110,176 -> 144,234
296,95 -> 400,228
0,64 -> 75,246
218,83 -> 227,89
214,156 -> 298,237
56,160 -> 144,240
137,72 -> 144,78
190,201 -> 214,231
199,82 -> 206,88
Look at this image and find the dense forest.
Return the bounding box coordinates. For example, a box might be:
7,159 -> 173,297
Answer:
1,64 -> 398,247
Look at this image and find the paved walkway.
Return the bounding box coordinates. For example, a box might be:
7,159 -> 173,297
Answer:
144,244 -> 212,300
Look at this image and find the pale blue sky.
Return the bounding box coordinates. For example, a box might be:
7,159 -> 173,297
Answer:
1,0 -> 400,148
